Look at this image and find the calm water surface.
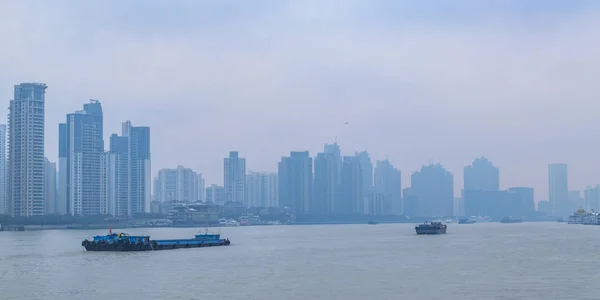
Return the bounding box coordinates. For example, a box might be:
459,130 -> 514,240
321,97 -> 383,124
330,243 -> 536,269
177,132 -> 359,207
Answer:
0,222 -> 598,300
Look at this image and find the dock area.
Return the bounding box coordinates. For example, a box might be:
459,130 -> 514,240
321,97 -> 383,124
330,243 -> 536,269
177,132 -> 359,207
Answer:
0,224 -> 26,232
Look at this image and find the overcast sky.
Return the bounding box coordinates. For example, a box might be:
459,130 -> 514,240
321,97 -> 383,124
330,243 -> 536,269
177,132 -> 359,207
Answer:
1,0 -> 599,201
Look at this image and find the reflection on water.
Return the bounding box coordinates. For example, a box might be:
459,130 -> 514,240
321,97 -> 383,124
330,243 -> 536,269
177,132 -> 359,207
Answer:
0,223 -> 599,300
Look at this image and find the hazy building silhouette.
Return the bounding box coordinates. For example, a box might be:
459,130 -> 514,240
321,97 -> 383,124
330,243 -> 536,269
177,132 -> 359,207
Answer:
341,156 -> 364,214
106,121 -> 151,216
548,163 -> 568,216
278,151 -> 312,213
154,166 -> 202,203
568,190 -> 584,212
402,187 -> 418,216
313,152 -> 341,214
57,123 -> 68,215
44,158 -> 57,214
537,200 -> 551,213
411,164 -> 454,216
584,185 -> 600,211
454,197 -> 465,217
366,191 -> 385,215
0,124 -> 6,215
245,171 -> 278,208
205,184 -> 225,205
374,159 -> 401,214
8,83 -> 47,216
59,100 -> 105,215
507,187 -> 535,216
197,174 -> 205,202
324,141 -> 342,184
224,151 -> 246,205
464,157 -> 499,191
355,151 -> 373,200
464,186 -> 534,218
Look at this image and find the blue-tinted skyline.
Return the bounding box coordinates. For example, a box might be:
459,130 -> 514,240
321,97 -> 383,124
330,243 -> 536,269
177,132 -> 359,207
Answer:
2,1 -> 600,200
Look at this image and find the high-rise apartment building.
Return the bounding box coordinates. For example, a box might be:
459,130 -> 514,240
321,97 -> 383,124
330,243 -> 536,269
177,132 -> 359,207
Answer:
324,141 -> 342,184
355,151 -> 373,198
278,151 -> 312,213
106,121 -> 150,216
584,185 -> 600,211
314,152 -> 341,214
58,100 -> 105,215
224,151 -> 246,205
206,184 -> 225,205
464,157 -> 500,192
0,124 -> 6,215
197,173 -> 205,202
374,159 -> 401,214
44,158 -> 57,214
245,171 -> 278,208
341,156 -> 363,214
411,164 -> 454,217
548,163 -> 568,216
8,83 -> 46,216
154,166 -> 202,203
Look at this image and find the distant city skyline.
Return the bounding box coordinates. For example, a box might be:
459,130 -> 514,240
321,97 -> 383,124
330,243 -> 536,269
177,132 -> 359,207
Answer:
3,1 -> 600,201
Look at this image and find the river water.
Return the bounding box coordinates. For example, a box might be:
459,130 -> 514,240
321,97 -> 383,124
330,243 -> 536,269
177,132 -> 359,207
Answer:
0,222 -> 598,300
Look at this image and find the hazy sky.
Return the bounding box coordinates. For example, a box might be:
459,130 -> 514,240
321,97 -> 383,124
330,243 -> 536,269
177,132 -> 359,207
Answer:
1,0 -> 600,201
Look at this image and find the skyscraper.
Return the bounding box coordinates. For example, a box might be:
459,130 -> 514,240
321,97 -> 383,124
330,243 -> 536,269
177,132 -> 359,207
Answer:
106,121 -> 150,216
57,123 -> 68,215
355,151 -> 373,198
464,157 -> 500,191
205,184 -> 225,205
224,151 -> 246,205
278,151 -> 312,213
59,100 -> 105,215
197,173 -> 205,202
313,152 -> 341,214
374,159 -> 402,214
411,164 -> 454,217
324,141 -> 342,184
44,158 -> 57,214
245,171 -> 278,208
154,166 -> 201,203
584,185 -> 600,211
548,163 -> 568,216
0,124 -> 6,215
8,83 -> 47,216
341,156 -> 363,214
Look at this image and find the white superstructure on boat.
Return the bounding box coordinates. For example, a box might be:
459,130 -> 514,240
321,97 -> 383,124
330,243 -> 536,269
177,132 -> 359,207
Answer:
568,208 -> 600,225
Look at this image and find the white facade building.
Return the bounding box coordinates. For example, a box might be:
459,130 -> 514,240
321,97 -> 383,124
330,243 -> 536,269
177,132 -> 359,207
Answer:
8,83 -> 46,216
245,171 -> 278,208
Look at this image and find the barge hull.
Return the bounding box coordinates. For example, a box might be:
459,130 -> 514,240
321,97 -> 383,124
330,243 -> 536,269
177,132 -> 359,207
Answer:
83,240 -> 231,252
415,228 -> 446,235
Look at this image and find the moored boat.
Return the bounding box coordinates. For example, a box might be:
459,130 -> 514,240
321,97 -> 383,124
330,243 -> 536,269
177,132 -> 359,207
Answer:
81,229 -> 231,252
458,217 -> 476,224
415,221 -> 447,235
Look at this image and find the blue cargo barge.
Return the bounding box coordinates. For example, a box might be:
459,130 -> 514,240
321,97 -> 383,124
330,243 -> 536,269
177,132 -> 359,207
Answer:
81,230 -> 231,252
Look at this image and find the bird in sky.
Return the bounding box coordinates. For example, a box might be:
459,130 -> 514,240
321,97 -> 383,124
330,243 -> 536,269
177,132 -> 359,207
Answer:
344,122 -> 349,124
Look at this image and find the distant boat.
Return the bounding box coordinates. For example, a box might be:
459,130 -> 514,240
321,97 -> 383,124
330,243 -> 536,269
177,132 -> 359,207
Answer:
458,217 -> 476,224
367,220 -> 379,225
499,216 -> 523,223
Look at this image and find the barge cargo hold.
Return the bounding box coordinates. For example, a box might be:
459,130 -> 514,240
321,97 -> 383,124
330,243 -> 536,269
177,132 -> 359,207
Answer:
81,230 -> 231,252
